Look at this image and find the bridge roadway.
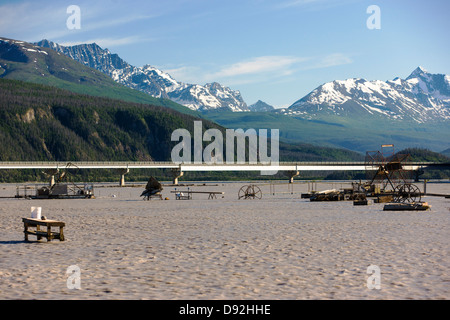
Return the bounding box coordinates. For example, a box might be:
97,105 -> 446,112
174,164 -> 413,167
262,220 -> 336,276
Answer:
1,160 -> 446,185
0,160 -> 434,171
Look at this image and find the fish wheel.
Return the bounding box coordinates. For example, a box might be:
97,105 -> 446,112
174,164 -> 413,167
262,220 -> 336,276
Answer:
238,185 -> 262,200
393,183 -> 421,203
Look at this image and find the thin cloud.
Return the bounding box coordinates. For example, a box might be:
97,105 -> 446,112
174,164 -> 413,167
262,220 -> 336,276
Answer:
0,2 -> 65,40
58,36 -> 154,48
276,0 -> 360,11
278,0 -> 321,9
80,13 -> 158,34
211,56 -> 309,78
162,66 -> 200,84
303,53 -> 353,70
158,56 -> 306,87
209,54 -> 352,82
164,53 -> 352,86
0,1 -> 158,43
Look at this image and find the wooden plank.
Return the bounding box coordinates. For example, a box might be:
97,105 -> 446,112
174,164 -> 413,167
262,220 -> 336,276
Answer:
25,230 -> 52,237
22,218 -> 65,227
170,191 -> 224,194
24,230 -> 62,239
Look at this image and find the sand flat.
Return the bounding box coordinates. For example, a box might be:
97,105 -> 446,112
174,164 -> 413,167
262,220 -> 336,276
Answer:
0,181 -> 448,299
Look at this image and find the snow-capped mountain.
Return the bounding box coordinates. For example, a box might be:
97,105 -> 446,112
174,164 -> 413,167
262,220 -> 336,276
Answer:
282,67 -> 450,123
35,40 -> 248,112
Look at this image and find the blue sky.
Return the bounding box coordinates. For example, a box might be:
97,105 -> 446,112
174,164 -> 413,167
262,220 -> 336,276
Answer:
1,0 -> 449,108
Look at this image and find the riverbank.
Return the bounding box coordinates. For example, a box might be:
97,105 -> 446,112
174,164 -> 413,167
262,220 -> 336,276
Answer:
0,181 -> 448,299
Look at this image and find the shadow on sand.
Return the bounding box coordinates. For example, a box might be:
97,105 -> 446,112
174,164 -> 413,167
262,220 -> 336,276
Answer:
0,240 -> 28,244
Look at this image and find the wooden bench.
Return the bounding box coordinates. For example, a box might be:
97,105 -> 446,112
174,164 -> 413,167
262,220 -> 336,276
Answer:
22,218 -> 65,242
171,190 -> 224,200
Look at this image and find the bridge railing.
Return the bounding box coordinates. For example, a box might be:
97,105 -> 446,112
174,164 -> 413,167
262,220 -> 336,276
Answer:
0,160 -> 438,166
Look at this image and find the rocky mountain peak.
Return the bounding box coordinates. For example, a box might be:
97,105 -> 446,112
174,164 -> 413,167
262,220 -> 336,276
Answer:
407,66 -> 429,80
249,100 -> 274,112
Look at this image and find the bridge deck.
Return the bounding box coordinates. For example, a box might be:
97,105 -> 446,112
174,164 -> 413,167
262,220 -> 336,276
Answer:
0,161 -> 438,171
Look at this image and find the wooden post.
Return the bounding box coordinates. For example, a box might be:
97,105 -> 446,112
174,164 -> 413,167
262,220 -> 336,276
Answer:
36,224 -> 41,241
24,221 -> 29,242
59,226 -> 65,241
47,225 -> 52,241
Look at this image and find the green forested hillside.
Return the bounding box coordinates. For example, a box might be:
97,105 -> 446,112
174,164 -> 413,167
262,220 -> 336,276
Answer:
204,109 -> 450,153
0,79 -> 219,162
402,148 -> 450,162
400,148 -> 450,179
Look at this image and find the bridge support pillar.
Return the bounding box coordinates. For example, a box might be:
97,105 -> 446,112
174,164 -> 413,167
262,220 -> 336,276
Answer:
171,169 -> 184,185
117,168 -> 129,187
285,170 -> 299,184
44,169 -> 59,187
414,169 -> 424,182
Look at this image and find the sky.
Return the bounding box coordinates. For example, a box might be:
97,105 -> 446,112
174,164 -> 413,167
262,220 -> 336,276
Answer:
1,0 -> 449,108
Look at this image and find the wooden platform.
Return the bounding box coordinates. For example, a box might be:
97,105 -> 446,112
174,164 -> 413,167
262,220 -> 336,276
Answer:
22,218 -> 65,242
383,202 -> 431,211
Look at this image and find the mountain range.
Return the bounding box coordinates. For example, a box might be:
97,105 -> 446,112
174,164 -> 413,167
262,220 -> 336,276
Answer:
1,36 -> 449,153
36,39 -> 249,112
0,37 -> 200,118
281,66 -> 450,123
34,40 -> 450,125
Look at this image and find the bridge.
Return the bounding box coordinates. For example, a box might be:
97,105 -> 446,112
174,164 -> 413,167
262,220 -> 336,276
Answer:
0,160 -> 445,186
